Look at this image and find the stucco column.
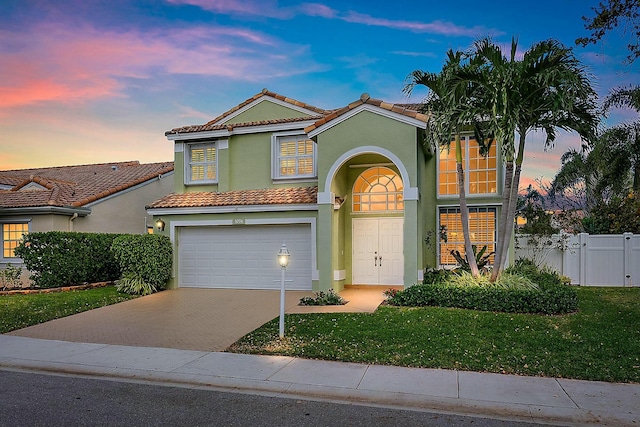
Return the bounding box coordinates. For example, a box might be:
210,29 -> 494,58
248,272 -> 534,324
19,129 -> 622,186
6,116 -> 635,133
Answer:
403,198 -> 419,287
317,195 -> 334,291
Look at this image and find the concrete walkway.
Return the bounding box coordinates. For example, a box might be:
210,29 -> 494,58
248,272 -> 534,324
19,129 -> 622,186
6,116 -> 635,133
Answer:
0,335 -> 638,426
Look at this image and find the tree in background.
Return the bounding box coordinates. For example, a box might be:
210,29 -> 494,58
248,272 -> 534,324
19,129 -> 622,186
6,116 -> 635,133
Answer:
576,0 -> 640,64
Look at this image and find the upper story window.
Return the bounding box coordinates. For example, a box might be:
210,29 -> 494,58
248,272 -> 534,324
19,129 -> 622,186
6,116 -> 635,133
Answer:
186,142 -> 217,184
272,133 -> 317,180
2,222 -> 28,259
438,136 -> 497,197
352,167 -> 404,212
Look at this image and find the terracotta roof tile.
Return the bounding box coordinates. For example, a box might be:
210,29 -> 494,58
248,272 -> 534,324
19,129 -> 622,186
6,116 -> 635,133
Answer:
148,186 -> 318,209
304,94 -> 427,134
166,116 -> 323,136
0,161 -> 174,209
165,88 -> 329,136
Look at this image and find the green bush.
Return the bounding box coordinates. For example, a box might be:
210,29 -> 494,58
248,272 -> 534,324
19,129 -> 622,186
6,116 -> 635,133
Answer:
115,273 -> 158,296
299,290 -> 347,306
111,234 -> 172,294
387,261 -> 577,314
14,232 -> 124,288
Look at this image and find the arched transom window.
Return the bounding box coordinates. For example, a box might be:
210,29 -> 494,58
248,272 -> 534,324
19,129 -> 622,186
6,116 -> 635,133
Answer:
352,166 -> 404,212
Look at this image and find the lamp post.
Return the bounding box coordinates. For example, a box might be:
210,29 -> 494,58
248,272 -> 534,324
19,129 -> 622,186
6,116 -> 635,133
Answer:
277,242 -> 290,338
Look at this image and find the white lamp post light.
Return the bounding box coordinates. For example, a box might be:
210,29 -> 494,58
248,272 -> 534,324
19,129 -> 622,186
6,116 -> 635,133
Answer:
277,242 -> 290,338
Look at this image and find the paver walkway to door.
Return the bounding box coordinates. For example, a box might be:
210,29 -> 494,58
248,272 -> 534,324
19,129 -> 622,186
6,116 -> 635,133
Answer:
8,287 -> 389,352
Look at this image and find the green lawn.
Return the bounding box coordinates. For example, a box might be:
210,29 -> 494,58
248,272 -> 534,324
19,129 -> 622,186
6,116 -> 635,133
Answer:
0,286 -> 137,334
230,287 -> 640,383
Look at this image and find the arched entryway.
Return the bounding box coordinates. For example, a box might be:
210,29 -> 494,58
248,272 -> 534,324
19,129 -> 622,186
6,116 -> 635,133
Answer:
351,166 -> 404,285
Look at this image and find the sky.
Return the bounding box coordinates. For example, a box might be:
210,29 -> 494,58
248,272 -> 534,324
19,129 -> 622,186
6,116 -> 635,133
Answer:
1,0 -> 639,190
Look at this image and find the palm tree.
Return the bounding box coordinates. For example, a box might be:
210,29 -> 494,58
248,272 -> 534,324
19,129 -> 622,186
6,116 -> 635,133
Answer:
602,85 -> 640,192
466,38 -> 599,281
551,126 -> 636,209
404,50 -> 482,276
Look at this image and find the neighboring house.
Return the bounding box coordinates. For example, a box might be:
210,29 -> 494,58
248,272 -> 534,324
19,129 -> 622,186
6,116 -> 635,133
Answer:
0,161 -> 174,267
148,89 -> 502,291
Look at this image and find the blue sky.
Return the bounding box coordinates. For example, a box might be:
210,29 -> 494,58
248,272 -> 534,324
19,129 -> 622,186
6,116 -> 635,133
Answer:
1,0 -> 638,189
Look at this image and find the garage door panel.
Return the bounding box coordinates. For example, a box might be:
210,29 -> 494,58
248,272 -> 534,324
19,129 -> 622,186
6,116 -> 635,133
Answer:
178,224 -> 312,290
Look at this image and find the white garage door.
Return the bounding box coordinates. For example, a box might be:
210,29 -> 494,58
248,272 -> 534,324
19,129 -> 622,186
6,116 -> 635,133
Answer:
178,224 -> 312,290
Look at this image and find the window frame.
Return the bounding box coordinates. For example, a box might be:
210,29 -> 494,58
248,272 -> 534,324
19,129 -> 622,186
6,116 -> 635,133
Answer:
352,166 -> 404,213
271,132 -> 317,181
185,141 -> 218,185
437,206 -> 497,267
437,135 -> 498,198
1,220 -> 30,261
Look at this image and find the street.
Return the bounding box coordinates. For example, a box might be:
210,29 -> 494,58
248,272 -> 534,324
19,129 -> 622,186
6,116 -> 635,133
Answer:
0,369 -> 543,427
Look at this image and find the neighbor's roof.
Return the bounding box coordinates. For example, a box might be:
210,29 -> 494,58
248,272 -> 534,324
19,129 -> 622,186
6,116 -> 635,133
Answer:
0,161 -> 174,209
165,89 -> 426,137
147,186 -> 318,209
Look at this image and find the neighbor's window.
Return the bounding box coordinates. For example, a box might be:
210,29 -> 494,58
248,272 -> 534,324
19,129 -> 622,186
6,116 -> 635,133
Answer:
186,142 -> 217,184
272,134 -> 316,179
2,222 -> 28,259
438,207 -> 496,266
352,166 -> 404,212
438,137 -> 497,196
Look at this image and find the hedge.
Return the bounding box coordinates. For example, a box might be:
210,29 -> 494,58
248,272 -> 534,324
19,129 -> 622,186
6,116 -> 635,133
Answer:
111,234 -> 172,290
14,232 -> 125,288
386,262 -> 578,314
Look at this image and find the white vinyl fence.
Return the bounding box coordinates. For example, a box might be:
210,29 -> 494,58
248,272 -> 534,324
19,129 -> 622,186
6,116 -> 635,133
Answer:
514,233 -> 640,287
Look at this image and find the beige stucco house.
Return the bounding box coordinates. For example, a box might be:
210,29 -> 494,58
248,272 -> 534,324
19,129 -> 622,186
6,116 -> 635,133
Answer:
0,161 -> 174,268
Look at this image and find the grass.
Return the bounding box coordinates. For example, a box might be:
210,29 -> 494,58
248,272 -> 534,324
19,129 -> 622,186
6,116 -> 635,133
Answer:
0,286 -> 137,334
229,287 -> 640,383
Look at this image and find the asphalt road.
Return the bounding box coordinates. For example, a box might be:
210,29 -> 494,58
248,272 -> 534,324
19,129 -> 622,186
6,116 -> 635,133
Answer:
0,369 -> 544,427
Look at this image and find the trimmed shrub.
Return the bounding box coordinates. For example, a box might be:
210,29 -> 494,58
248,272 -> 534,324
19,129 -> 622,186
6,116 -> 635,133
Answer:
111,234 -> 172,294
387,261 -> 578,314
14,232 -> 124,288
299,290 -> 347,306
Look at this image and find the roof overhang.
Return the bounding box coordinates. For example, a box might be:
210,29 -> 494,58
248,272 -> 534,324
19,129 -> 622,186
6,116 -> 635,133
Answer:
147,204 -> 318,216
307,104 -> 427,138
0,206 -> 91,216
166,120 -> 319,141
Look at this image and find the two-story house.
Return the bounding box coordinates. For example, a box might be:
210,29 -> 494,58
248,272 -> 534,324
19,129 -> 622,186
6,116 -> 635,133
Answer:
147,89 -> 502,291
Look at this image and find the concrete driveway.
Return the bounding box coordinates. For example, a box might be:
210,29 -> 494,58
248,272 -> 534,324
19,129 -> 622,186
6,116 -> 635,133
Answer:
7,289 -> 312,352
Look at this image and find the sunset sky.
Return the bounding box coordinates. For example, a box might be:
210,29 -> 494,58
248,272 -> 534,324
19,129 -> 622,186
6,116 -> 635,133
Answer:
2,0 -> 638,189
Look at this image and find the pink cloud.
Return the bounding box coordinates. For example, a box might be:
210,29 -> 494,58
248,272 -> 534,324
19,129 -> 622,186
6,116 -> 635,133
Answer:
0,23 -> 311,110
298,3 -> 336,18
165,0 -> 290,18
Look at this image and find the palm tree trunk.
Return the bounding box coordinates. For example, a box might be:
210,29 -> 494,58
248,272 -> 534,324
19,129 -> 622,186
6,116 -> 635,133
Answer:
456,135 -> 480,277
497,133 -> 526,275
490,157 -> 513,282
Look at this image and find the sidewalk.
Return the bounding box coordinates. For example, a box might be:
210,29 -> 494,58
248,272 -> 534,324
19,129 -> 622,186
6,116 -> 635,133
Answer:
0,335 -> 637,426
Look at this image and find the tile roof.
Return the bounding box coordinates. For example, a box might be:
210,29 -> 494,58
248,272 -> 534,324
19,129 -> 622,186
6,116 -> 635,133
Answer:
148,186 -> 318,209
304,94 -> 428,134
0,161 -> 174,209
166,115 -> 324,135
165,90 -> 427,137
165,88 -> 330,136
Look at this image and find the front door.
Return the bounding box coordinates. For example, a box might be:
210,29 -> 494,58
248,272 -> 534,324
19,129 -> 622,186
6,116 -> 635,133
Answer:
352,218 -> 403,285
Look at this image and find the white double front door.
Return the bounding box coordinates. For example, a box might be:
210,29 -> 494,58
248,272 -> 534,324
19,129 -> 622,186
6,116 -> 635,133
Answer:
352,217 -> 403,285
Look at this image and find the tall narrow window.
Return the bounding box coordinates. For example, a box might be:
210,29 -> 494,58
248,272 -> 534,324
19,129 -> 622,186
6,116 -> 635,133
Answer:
187,142 -> 217,184
438,136 -> 497,197
352,167 -> 404,212
2,222 -> 28,259
438,207 -> 496,266
273,134 -> 316,179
